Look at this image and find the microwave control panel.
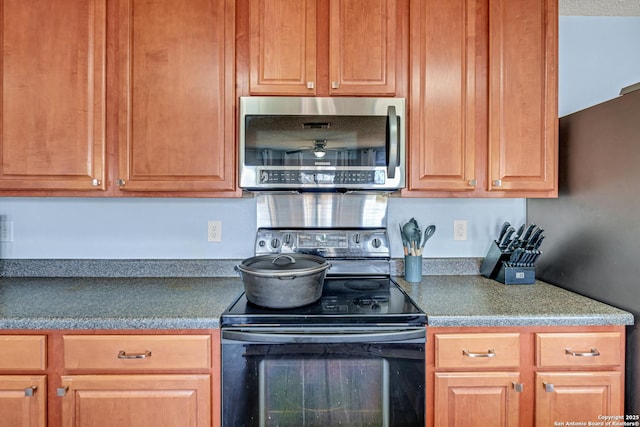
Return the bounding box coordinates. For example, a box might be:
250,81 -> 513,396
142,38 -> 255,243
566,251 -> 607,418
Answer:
258,169 -> 386,185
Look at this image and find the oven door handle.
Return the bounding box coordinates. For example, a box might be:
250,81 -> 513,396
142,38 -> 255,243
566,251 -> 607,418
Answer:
222,328 -> 425,344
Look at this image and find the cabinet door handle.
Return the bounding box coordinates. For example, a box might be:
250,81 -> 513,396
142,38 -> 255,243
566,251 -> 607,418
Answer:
118,350 -> 152,359
543,382 -> 554,392
565,348 -> 600,357
512,382 -> 524,393
24,386 -> 37,397
462,349 -> 496,358
57,387 -> 69,397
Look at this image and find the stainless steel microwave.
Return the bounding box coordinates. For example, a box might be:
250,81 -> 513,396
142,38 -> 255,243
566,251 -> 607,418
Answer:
239,97 -> 405,191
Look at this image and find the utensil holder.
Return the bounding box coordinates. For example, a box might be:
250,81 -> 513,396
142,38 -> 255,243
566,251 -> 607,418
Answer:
495,264 -> 535,285
404,255 -> 422,282
480,241 -> 512,279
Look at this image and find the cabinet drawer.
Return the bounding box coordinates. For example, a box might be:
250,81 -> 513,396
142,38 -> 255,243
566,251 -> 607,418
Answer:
536,332 -> 622,368
435,333 -> 520,369
63,335 -> 211,371
0,335 -> 46,370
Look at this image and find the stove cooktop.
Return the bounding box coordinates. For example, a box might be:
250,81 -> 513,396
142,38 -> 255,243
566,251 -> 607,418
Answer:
221,277 -> 426,327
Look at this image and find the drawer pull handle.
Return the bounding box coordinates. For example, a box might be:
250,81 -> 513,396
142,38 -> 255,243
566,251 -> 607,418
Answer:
565,348 -> 600,357
462,349 -> 496,358
24,386 -> 37,397
118,350 -> 152,359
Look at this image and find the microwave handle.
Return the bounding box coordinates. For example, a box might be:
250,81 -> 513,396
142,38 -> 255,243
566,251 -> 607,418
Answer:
387,105 -> 399,179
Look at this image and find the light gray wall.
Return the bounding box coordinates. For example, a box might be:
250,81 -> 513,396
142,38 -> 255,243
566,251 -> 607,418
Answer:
2,15 -> 638,260
0,197 -> 525,259
559,16 -> 640,116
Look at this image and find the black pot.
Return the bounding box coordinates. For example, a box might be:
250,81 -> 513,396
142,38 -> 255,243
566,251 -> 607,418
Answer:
235,254 -> 331,309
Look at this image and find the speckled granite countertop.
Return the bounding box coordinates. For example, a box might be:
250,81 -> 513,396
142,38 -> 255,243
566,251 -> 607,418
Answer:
396,276 -> 634,327
0,277 -> 244,330
0,265 -> 634,330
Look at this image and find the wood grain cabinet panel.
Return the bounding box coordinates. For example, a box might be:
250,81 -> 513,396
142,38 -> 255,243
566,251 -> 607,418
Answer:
63,335 -> 211,371
434,372 -> 520,427
0,0 -> 107,191
244,0 -> 401,96
0,375 -> 47,427
435,333 -> 520,369
535,371 -> 623,426
487,0 -> 558,194
117,0 -> 236,193
408,0 -> 480,192
536,332 -> 622,368
0,335 -> 46,371
60,374 -> 210,427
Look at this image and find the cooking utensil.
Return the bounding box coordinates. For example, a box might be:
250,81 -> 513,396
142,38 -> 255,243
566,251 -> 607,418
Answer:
418,225 -> 436,255
235,254 -> 331,308
399,223 -> 409,255
402,218 -> 420,256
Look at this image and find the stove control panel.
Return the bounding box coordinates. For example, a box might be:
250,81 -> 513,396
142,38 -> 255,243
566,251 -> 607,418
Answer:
255,228 -> 390,258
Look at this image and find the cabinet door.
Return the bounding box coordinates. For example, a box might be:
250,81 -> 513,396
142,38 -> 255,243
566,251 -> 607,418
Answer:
249,0 -> 317,95
60,374 -> 210,427
535,371 -> 622,426
329,0 -> 397,95
407,0 -> 479,192
487,0 -> 558,194
0,376 -> 46,427
434,372 -> 520,427
0,0 -> 106,191
117,0 -> 236,193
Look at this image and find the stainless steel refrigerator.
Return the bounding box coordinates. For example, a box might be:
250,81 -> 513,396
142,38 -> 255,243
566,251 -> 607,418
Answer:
528,83 -> 640,414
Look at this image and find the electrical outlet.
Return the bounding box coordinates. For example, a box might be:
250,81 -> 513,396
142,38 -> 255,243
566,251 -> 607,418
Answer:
0,219 -> 13,242
453,220 -> 467,241
207,220 -> 222,242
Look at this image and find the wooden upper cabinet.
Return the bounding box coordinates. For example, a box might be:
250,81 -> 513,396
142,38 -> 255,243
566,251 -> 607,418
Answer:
328,0 -> 396,95
487,0 -> 558,195
249,0 -> 317,94
406,0 -> 558,197
0,0 -> 107,191
117,0 -> 236,193
244,0 -> 401,96
407,0 -> 479,192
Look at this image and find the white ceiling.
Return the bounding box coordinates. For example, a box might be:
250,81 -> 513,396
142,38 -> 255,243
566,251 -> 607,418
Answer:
560,0 -> 640,16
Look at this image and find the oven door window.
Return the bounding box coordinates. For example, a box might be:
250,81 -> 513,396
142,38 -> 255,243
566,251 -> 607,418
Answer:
222,341 -> 425,427
260,357 -> 388,427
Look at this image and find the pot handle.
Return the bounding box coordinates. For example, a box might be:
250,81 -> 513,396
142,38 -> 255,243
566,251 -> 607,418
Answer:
272,254 -> 296,265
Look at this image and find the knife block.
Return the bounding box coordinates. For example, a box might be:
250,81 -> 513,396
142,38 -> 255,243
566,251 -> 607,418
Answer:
480,241 -> 512,279
495,264 -> 535,285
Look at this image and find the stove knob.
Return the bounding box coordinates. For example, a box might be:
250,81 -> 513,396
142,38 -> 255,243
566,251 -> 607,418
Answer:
353,233 -> 361,244
372,302 -> 381,310
372,238 -> 382,248
270,238 -> 281,249
283,233 -> 293,246
258,240 -> 266,247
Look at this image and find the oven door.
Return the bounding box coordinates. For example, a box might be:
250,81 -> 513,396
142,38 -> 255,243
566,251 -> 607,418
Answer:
221,327 -> 425,427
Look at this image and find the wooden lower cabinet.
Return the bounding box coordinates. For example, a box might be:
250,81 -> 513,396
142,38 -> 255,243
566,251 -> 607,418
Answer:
535,371 -> 622,427
0,330 -> 220,427
59,374 -> 210,427
0,375 -> 47,427
428,326 -> 626,427
434,372 -> 520,427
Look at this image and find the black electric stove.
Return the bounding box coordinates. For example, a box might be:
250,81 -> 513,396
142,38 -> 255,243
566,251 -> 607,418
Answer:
222,228 -> 426,328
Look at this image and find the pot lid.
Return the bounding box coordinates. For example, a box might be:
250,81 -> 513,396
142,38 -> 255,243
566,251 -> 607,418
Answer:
237,254 -> 330,276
